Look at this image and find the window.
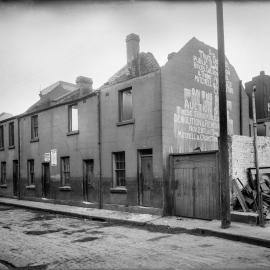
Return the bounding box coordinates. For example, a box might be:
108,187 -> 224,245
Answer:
119,88 -> 133,122
112,152 -> 125,187
68,104 -> 78,132
31,115 -> 38,139
27,159 -> 35,185
61,157 -> 70,186
9,122 -> 14,147
1,162 -> 6,185
0,125 -> 4,149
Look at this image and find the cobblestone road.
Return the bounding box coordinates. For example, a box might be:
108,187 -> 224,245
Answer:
0,205 -> 270,270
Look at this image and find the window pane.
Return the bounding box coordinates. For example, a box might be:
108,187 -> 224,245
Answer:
71,105 -> 78,131
121,89 -> 132,121
0,126 -> 4,148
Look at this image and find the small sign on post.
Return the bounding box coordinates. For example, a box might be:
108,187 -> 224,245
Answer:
44,152 -> 50,162
51,149 -> 57,166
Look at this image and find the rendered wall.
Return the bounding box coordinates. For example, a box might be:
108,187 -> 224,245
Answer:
100,71 -> 163,208
19,95 -> 99,203
0,118 -> 18,197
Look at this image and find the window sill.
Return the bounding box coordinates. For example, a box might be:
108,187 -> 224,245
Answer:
30,138 -> 39,143
0,147 -> 4,151
67,130 -> 79,136
110,187 -> 127,194
0,184 -> 7,188
8,145 -> 15,150
116,119 -> 135,126
59,186 -> 72,191
26,185 -> 36,190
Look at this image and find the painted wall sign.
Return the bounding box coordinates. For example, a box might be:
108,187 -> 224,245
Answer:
50,149 -> 57,166
44,152 -> 50,162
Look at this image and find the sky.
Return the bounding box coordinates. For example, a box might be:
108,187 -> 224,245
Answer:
0,0 -> 270,116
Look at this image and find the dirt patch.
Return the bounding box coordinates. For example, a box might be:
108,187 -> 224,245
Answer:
2,225 -> 11,230
26,213 -> 57,222
24,228 -> 66,235
198,244 -> 214,248
148,235 -> 172,242
0,206 -> 14,211
72,236 -> 99,242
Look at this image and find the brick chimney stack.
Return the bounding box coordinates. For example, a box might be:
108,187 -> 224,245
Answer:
126,33 -> 140,64
76,76 -> 93,96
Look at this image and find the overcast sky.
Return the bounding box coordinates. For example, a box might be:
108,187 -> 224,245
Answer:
0,1 -> 269,116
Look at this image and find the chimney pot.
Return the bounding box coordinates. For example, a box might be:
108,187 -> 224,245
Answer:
126,33 -> 140,64
167,52 -> 177,61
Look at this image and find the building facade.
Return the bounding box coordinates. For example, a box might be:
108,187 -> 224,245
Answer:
0,34 -> 250,215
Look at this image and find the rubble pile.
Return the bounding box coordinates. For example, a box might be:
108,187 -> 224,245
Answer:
232,169 -> 270,216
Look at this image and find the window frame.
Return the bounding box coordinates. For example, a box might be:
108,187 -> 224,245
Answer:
31,115 -> 39,140
0,125 -> 4,149
60,156 -> 70,186
9,122 -> 15,147
68,104 -> 79,133
119,87 -> 133,122
27,159 -> 35,185
1,162 -> 6,185
112,151 -> 126,187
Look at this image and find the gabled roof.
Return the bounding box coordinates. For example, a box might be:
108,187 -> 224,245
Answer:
0,112 -> 13,121
103,52 -> 160,87
26,81 -> 78,113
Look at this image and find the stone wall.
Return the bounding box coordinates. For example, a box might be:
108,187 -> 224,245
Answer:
231,135 -> 270,186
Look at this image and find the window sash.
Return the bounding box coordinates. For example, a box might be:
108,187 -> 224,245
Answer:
31,115 -> 38,139
68,105 -> 78,131
9,122 -> 14,146
61,157 -> 70,185
28,160 -> 35,185
1,162 -> 6,184
0,126 -> 4,148
120,88 -> 133,121
113,152 -> 126,187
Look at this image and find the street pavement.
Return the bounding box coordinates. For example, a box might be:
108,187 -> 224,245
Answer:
0,197 -> 270,248
0,205 -> 270,270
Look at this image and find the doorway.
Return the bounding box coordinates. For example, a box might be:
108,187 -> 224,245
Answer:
42,163 -> 50,198
83,159 -> 94,202
13,160 -> 19,197
138,149 -> 153,207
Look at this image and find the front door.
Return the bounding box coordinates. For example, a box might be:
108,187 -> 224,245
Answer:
13,160 -> 18,197
42,163 -> 50,198
139,150 -> 153,207
83,159 -> 94,202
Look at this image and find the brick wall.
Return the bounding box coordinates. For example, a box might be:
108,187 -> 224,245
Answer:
231,135 -> 270,186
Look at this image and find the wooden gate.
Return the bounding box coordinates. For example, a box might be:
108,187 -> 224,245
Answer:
170,151 -> 220,220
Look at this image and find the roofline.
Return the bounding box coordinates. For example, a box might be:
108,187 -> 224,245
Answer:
0,91 -> 97,124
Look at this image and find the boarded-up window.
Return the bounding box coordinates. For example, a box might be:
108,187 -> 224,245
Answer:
0,126 -> 4,149
112,152 -> 125,187
61,157 -> 70,186
9,122 -> 14,146
1,162 -> 6,185
31,115 -> 38,139
27,159 -> 35,185
68,104 -> 78,131
119,88 -> 133,121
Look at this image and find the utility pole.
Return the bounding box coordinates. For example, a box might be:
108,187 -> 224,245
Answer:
216,1 -> 231,228
252,86 -> 264,227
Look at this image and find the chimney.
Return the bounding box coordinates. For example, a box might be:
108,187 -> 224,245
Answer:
76,76 -> 93,96
260,71 -> 265,76
126,33 -> 140,64
167,52 -> 176,61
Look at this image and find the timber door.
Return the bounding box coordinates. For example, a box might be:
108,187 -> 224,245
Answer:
171,151 -> 220,220
83,159 -> 94,202
42,163 -> 50,198
139,149 -> 153,207
13,160 -> 18,196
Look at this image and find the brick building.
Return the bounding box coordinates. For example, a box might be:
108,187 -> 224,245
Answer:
0,34 -> 250,215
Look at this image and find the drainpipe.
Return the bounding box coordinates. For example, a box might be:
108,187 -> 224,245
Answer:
239,80 -> 243,135
17,117 -> 21,200
97,91 -> 103,209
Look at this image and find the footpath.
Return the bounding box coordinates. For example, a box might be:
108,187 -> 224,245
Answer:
0,197 -> 270,248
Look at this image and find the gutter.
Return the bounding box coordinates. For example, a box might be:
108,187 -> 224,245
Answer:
97,91 -> 103,209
